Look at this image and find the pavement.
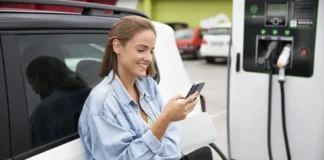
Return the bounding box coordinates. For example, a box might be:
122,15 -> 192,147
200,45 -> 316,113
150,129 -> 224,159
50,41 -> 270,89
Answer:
182,58 -> 229,158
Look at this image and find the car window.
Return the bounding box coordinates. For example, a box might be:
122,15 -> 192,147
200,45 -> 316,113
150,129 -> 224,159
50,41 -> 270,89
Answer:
175,29 -> 194,39
15,33 -> 160,149
63,43 -> 104,71
206,28 -> 231,35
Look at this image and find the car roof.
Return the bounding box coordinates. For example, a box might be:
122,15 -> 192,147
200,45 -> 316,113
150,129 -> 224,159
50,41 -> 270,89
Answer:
0,0 -> 148,31
0,11 -> 119,30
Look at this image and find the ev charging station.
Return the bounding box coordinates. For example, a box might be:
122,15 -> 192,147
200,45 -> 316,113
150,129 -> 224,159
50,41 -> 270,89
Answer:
228,0 -> 323,160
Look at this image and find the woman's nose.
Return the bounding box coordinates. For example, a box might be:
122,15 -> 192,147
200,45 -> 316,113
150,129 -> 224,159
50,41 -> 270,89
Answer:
143,52 -> 152,61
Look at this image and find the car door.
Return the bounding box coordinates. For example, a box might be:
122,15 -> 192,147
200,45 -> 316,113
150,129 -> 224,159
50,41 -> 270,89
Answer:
1,31 -> 108,160
0,30 -> 163,160
0,35 -> 12,160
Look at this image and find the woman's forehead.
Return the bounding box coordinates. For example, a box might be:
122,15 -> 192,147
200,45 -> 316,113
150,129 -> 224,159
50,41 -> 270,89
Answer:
128,30 -> 156,47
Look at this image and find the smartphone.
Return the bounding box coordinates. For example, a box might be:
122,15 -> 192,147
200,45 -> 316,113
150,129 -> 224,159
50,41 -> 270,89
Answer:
185,82 -> 205,99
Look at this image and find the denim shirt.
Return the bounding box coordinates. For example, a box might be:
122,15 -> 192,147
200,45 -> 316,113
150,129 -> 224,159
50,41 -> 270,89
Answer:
78,71 -> 181,160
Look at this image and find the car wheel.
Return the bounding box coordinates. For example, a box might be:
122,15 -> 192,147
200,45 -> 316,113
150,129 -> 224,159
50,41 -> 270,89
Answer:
193,49 -> 202,59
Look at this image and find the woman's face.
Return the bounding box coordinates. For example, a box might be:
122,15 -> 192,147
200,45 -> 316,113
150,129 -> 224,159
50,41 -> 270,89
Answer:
115,29 -> 156,78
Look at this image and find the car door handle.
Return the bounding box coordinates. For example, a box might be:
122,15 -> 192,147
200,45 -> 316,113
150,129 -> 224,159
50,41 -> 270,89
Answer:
236,53 -> 240,72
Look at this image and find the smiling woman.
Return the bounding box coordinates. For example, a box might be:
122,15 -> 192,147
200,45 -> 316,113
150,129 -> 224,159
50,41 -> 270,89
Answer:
78,15 -> 199,160
99,16 -> 157,81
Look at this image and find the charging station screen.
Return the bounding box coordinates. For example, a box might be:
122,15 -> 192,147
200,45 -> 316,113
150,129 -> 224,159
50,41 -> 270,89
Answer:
267,3 -> 287,17
265,3 -> 287,26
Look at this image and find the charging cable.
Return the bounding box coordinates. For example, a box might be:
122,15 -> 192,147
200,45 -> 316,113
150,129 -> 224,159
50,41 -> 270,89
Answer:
277,44 -> 292,160
262,41 -> 279,160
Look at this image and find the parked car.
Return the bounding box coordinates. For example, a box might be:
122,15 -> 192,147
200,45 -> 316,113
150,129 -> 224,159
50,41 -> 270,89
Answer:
175,28 -> 207,59
0,0 -> 223,160
200,26 -> 231,63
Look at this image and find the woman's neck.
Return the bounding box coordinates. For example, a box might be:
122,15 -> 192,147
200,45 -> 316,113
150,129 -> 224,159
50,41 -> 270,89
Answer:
117,67 -> 136,92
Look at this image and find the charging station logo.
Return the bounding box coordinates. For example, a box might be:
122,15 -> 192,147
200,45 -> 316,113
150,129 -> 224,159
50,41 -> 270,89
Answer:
250,5 -> 258,14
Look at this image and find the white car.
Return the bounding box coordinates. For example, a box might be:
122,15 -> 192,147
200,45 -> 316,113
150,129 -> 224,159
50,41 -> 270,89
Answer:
200,27 -> 231,63
0,1 -> 224,160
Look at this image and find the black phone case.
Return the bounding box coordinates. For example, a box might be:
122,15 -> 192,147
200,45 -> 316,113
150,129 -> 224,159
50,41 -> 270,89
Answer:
186,82 -> 205,98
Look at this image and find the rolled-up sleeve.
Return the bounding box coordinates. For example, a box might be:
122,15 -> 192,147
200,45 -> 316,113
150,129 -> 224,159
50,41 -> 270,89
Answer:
161,121 -> 181,160
141,128 -> 164,153
89,115 -> 166,160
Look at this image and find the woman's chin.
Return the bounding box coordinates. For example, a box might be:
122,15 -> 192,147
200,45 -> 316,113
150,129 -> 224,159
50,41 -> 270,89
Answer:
135,71 -> 147,78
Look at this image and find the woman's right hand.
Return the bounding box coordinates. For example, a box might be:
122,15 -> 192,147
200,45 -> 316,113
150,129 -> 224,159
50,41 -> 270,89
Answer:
162,91 -> 199,122
151,92 -> 199,141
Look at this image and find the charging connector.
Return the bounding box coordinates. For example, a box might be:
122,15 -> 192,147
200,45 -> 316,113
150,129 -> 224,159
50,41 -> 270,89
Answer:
277,44 -> 292,82
277,44 -> 291,68
257,41 -> 279,69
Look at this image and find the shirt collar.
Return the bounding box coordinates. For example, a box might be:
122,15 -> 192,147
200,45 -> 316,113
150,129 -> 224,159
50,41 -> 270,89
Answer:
107,70 -> 150,105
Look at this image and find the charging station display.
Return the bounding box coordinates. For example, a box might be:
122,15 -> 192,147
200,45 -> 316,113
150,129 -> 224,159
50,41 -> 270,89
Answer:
267,3 -> 286,16
265,3 -> 288,26
243,0 -> 318,77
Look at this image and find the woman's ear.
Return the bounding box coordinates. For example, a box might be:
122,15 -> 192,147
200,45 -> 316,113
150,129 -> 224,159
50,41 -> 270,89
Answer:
112,39 -> 121,55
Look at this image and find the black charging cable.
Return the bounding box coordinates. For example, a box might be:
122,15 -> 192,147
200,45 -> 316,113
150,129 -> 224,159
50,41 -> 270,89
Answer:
279,80 -> 291,160
259,41 -> 278,160
209,143 -> 228,160
267,66 -> 274,160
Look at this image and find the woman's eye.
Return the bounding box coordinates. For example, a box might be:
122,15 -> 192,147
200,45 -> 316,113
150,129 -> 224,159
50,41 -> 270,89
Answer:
137,49 -> 144,52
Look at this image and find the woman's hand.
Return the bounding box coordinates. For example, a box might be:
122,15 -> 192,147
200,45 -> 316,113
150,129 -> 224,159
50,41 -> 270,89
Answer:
162,91 -> 199,122
151,92 -> 199,140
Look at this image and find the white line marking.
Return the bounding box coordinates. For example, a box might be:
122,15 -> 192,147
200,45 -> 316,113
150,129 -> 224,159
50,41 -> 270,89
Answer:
211,110 -> 227,119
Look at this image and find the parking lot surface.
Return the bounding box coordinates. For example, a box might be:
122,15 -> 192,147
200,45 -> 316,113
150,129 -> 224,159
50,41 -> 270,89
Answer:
183,58 -> 228,157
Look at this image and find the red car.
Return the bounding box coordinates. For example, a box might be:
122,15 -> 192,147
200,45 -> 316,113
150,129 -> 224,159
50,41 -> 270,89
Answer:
175,28 -> 207,59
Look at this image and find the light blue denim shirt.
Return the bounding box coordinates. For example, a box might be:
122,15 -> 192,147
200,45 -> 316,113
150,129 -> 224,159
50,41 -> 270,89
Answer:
78,71 -> 181,160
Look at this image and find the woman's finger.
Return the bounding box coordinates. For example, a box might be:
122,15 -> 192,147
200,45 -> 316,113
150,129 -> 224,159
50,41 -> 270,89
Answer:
186,99 -> 198,111
185,104 -> 196,114
172,94 -> 185,100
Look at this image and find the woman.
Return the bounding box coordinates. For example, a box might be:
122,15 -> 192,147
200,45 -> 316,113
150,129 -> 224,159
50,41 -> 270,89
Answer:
78,15 -> 198,160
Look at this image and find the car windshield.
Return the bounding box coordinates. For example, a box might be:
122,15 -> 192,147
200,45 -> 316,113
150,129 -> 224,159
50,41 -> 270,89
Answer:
174,29 -> 194,39
206,28 -> 231,35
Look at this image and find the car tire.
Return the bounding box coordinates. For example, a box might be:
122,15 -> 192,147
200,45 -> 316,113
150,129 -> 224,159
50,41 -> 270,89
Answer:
194,51 -> 201,59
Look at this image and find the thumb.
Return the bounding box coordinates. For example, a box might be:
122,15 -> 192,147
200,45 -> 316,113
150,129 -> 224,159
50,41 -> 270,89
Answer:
172,94 -> 185,100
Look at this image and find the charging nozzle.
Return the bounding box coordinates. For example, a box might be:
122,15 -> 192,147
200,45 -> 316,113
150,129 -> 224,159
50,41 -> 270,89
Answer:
265,41 -> 279,61
277,44 -> 292,82
257,41 -> 279,67
277,44 -> 291,68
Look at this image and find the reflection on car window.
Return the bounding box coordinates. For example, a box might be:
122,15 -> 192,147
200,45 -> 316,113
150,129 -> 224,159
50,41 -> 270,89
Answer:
26,56 -> 91,147
16,34 -> 107,148
63,43 -> 104,71
175,29 -> 194,39
206,28 -> 231,35
16,33 -> 161,149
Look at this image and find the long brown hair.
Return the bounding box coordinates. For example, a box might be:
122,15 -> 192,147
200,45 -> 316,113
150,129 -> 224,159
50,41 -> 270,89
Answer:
99,15 -> 157,79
